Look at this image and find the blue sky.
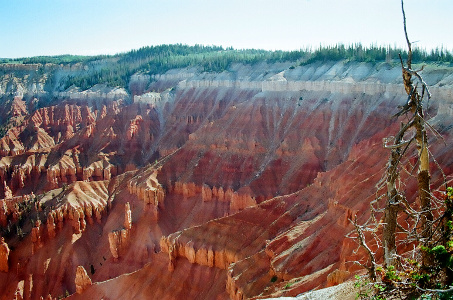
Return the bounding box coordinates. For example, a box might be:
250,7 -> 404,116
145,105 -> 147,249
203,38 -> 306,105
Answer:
1,0 -> 452,58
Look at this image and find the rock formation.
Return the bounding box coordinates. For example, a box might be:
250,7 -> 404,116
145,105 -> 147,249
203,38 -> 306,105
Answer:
31,220 -> 43,254
108,229 -> 130,261
124,202 -> 132,230
108,231 -> 121,261
46,212 -> 56,238
127,167 -> 165,221
0,237 -> 10,272
0,200 -> 7,226
0,60 -> 452,299
201,184 -> 212,202
72,209 -> 82,234
75,265 -> 92,294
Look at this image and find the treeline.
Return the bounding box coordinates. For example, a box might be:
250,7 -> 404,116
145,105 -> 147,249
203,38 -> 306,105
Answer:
0,54 -> 109,65
138,45 -> 307,73
64,67 -> 133,90
63,44 -> 309,90
303,44 -> 453,64
3,44 -> 453,91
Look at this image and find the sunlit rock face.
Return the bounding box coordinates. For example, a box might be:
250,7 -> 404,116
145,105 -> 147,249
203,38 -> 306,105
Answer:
0,61 -> 452,299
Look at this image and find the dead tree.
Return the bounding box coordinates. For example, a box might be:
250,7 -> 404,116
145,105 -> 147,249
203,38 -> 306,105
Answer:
382,0 -> 433,268
347,3 -> 453,298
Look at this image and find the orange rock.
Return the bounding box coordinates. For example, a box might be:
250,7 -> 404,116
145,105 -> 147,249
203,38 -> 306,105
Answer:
124,202 -> 132,230
108,227 -> 131,261
0,237 -> 10,272
31,220 -> 43,254
201,184 -> 212,202
218,187 -> 225,201
56,209 -> 64,229
230,192 -> 256,212
3,181 -> 12,199
47,212 -> 56,238
225,188 -> 234,202
108,231 -> 120,261
75,265 -> 92,294
94,206 -> 102,223
126,116 -> 143,140
0,200 -> 7,227
72,209 -> 81,234
327,269 -> 350,287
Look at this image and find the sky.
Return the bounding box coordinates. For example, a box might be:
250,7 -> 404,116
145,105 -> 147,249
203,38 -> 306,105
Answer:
1,0 -> 452,58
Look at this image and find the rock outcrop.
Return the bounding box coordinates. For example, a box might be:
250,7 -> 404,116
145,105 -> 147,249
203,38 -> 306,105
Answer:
127,167 -> 165,221
108,201 -> 134,261
31,220 -> 43,254
108,229 -> 130,261
124,202 -> 132,230
0,237 -> 10,272
46,212 -> 56,238
75,265 -> 92,294
171,181 -> 256,212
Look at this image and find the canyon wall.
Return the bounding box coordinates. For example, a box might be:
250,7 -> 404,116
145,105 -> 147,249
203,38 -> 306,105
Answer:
0,61 -> 452,299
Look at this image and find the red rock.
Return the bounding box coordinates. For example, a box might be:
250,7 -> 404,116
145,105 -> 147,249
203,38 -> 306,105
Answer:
201,184 -> 212,201
3,181 -> 12,199
108,228 -> 130,261
72,209 -> 82,234
0,69 -> 451,300
124,202 -> 132,230
230,191 -> 256,212
31,220 -> 43,254
0,200 -> 7,227
10,97 -> 28,118
47,212 -> 56,238
0,237 -> 10,272
108,231 -> 120,261
75,265 -> 92,294
327,269 -> 350,287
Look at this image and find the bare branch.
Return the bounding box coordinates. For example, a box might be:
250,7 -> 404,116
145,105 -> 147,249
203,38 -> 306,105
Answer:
424,121 -> 446,147
401,0 -> 412,67
403,67 -> 432,100
383,136 -> 413,149
351,216 -> 377,280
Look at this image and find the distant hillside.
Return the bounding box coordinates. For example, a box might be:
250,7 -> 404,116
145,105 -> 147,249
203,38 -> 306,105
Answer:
1,44 -> 452,92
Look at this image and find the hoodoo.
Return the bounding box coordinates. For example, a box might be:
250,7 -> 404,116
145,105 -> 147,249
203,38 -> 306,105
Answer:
0,43 -> 453,299
0,237 -> 10,272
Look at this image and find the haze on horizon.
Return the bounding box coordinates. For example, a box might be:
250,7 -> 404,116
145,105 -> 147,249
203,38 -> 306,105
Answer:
1,0 -> 452,59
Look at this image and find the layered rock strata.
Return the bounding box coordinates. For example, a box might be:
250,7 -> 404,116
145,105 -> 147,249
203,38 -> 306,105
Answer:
0,61 -> 452,299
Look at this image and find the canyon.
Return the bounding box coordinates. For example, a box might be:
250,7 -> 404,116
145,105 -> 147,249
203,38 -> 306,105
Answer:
0,59 -> 453,299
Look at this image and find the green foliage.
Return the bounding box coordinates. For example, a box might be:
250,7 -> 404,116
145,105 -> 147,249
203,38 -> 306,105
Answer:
426,244 -> 453,270
438,290 -> 453,300
60,44 -> 309,90
383,265 -> 402,282
301,43 -> 453,65
354,275 -> 386,300
0,54 -> 109,65
0,118 -> 12,138
2,43 -> 453,92
62,43 -> 453,91
447,187 -> 453,205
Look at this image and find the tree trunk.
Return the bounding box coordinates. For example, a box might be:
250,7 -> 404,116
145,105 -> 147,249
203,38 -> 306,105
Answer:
383,132 -> 404,267
414,115 -> 432,240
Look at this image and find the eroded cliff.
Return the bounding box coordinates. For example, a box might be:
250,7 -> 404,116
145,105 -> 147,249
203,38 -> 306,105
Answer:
0,60 -> 453,299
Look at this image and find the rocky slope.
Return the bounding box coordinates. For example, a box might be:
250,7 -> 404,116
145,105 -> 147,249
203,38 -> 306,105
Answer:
0,60 -> 453,299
